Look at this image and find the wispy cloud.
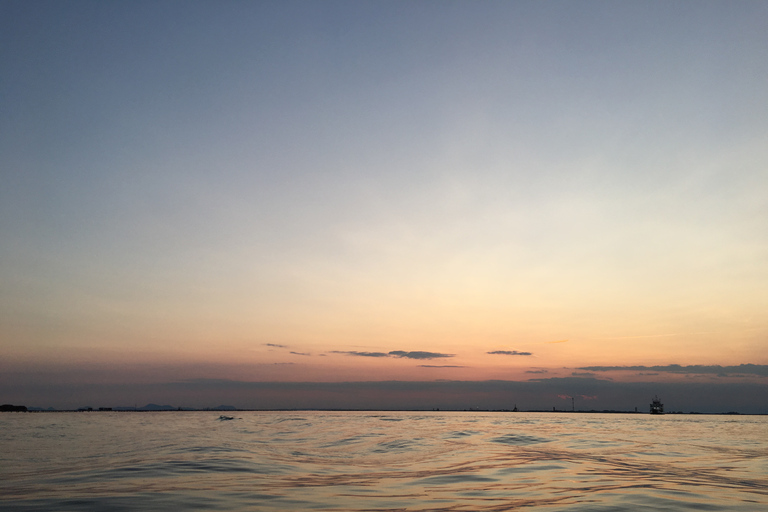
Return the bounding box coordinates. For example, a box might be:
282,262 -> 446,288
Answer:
527,376 -> 613,383
571,371 -> 596,377
526,369 -> 548,374
332,350 -> 455,360
265,343 -> 288,348
487,350 -> 532,356
579,364 -> 768,377
389,351 -> 454,360
290,351 -> 311,356
418,365 -> 465,368
547,339 -> 568,344
331,351 -> 389,357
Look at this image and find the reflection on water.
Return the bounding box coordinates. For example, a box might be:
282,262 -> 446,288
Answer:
1,412 -> 767,511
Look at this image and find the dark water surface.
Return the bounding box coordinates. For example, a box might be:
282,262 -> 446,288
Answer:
2,411 -> 766,511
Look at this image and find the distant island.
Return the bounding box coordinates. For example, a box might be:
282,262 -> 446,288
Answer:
1,404 -> 28,412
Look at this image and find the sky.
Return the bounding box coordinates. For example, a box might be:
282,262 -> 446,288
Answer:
2,1 -> 767,412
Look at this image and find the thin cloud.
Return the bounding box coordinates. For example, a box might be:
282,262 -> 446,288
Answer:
572,372 -> 596,377
290,351 -> 311,356
526,369 -> 548,374
547,339 -> 568,344
579,364 -> 768,377
487,350 -> 532,356
389,351 -> 455,360
332,351 -> 389,357
527,376 -> 613,384
418,365 -> 465,368
331,350 -> 455,360
264,343 -> 288,348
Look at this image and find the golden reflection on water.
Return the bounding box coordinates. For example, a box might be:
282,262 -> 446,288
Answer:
1,411 -> 767,511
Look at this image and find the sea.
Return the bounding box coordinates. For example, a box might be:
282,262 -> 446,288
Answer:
1,411 -> 767,511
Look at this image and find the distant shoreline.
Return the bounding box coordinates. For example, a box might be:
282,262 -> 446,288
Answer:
6,409 -> 762,415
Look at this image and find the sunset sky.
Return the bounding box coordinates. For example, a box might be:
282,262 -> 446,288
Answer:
2,1 -> 767,411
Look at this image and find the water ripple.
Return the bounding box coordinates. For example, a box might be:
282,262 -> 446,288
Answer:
1,412 -> 766,511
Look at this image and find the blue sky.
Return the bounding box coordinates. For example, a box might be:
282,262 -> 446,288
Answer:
1,1 -> 767,410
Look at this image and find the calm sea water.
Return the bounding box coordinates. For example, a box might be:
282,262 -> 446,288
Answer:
1,411 -> 766,511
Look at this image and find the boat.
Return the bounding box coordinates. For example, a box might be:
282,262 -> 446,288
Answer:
650,395 -> 664,415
